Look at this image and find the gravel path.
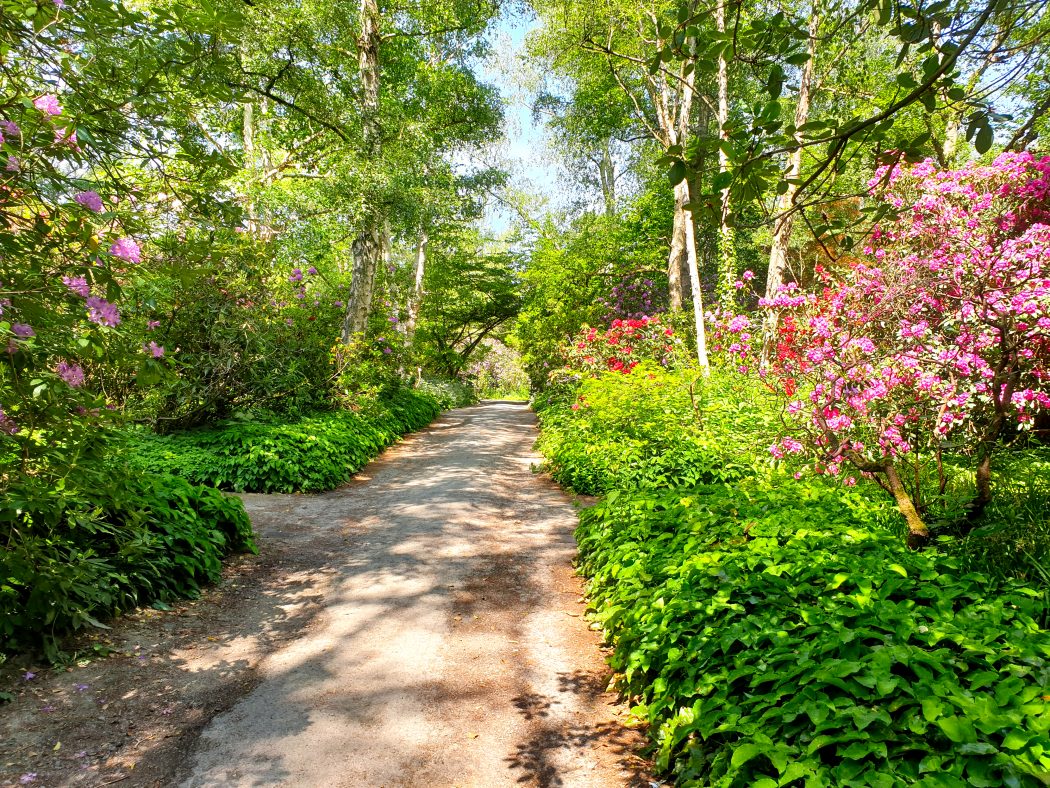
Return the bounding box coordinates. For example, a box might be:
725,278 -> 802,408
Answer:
175,401 -> 647,787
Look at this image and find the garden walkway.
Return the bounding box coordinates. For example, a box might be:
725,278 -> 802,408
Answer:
174,401 -> 647,786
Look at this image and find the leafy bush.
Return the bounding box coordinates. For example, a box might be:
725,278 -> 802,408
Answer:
535,365 -> 776,494
415,378 -> 478,410
0,469 -> 254,661
577,482 -> 1050,786
128,387 -> 441,493
537,365 -> 1050,785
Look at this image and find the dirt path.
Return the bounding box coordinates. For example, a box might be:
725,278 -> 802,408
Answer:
0,402 -> 650,788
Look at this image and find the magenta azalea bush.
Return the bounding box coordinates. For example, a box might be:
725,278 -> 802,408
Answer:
718,153 -> 1050,541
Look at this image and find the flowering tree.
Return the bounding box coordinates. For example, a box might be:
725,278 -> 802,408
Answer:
717,153 -> 1050,543
564,316 -> 683,375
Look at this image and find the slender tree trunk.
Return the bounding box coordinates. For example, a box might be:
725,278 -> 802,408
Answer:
682,178 -> 710,372
667,180 -> 688,312
345,0 -> 383,340
405,227 -> 427,343
599,141 -> 616,217
761,0 -> 819,365
667,42 -> 697,315
715,0 -> 735,309
884,463 -> 930,547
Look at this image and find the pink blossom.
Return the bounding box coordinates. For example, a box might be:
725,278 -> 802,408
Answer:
86,296 -> 120,327
75,191 -> 104,212
55,361 -> 85,387
109,237 -> 140,264
34,94 -> 62,116
62,275 -> 90,298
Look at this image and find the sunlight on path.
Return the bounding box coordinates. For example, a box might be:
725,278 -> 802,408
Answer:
179,402 -> 646,788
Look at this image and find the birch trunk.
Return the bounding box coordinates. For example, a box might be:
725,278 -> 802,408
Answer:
599,141 -> 616,217
667,180 -> 688,312
715,0 -> 735,308
345,0 -> 383,340
666,51 -> 696,314
761,0 -> 819,365
405,228 -> 428,344
682,178 -> 710,372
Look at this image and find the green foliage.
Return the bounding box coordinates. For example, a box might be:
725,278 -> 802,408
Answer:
517,193 -> 672,391
577,483 -> 1050,787
0,468 -> 254,661
127,388 -> 440,494
415,377 -> 478,410
538,368 -> 1050,785
535,365 -> 776,494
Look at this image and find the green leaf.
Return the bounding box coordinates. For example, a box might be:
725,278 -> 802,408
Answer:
974,124 -> 993,154
937,716 -> 977,744
731,742 -> 767,768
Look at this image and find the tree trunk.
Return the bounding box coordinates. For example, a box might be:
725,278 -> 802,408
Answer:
405,227 -> 428,344
343,227 -> 382,342
345,0 -> 383,340
884,463 -> 929,547
715,0 -> 735,310
667,36 -> 698,315
682,178 -> 710,372
667,179 -> 688,312
599,141 -> 616,217
761,0 -> 819,366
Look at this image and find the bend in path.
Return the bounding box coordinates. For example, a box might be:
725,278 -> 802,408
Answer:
179,400 -> 648,788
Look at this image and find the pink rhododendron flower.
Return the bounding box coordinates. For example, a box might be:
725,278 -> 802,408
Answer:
74,191 -> 104,212
33,95 -> 61,116
55,361 -> 85,387
86,296 -> 120,327
109,237 -> 140,263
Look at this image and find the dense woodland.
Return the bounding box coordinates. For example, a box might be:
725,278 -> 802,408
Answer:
2,0 -> 1050,784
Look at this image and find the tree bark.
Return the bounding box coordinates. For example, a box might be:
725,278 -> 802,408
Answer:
715,0 -> 735,309
682,178 -> 710,372
761,0 -> 819,366
345,0 -> 383,340
667,179 -> 688,311
405,227 -> 428,344
667,40 -> 697,314
884,463 -> 929,547
599,141 -> 616,217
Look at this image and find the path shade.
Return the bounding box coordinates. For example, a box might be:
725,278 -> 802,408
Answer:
180,401 -> 649,787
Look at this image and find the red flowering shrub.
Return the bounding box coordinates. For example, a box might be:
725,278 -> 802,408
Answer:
563,316 -> 683,375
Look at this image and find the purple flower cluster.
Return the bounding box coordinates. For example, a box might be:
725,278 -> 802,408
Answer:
74,191 -> 104,212
55,361 -> 85,387
33,94 -> 61,116
62,275 -> 91,297
86,296 -> 120,327
109,237 -> 140,264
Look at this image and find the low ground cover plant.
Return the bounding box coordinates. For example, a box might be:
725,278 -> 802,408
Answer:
578,483 -> 1050,787
1,469 -> 254,660
128,387 -> 441,493
537,362 -> 1050,785
535,365 -> 775,494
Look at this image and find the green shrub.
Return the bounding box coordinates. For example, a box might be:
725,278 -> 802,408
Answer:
415,377 -> 478,410
0,468 -> 254,661
578,482 -> 1050,787
535,365 -> 776,494
127,387 -> 441,493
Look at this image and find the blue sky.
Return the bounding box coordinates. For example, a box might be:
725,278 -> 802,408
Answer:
473,8 -> 564,235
